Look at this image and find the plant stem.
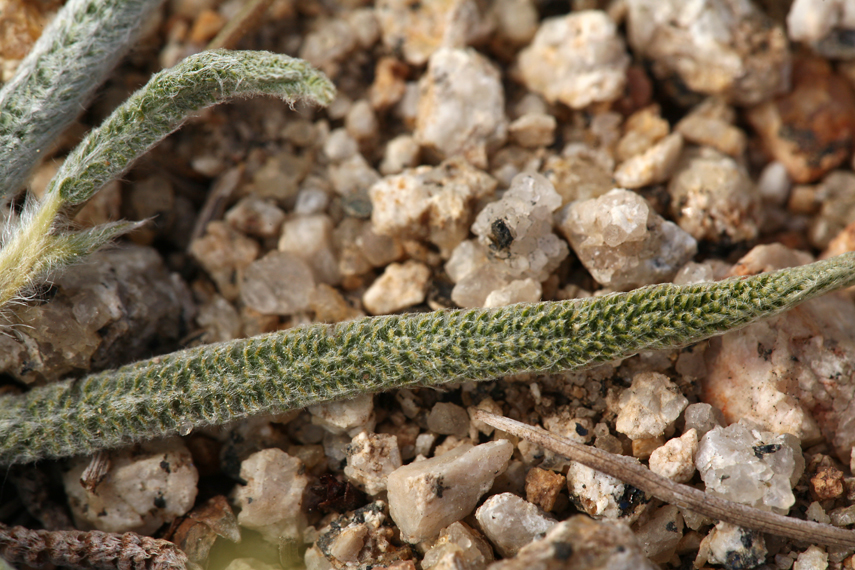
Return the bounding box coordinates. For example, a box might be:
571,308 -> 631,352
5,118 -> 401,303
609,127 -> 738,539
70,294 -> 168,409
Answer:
47,49 -> 335,206
473,410 -> 855,548
0,50 -> 334,314
2,253 -> 855,466
0,0 -> 166,198
0,192 -> 62,308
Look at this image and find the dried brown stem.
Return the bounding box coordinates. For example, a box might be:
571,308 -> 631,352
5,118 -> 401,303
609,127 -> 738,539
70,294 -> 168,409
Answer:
207,0 -> 274,50
473,410 -> 855,548
0,524 -> 189,570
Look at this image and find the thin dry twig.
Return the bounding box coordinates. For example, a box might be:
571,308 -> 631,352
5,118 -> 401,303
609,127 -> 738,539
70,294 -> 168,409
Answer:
0,524 -> 189,570
473,410 -> 855,549
79,450 -> 111,493
207,0 -> 275,50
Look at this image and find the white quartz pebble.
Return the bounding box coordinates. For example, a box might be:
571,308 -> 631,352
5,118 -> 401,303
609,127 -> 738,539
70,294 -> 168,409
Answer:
483,278 -> 541,308
344,432 -> 403,495
387,440 -> 513,542
625,0 -> 789,105
648,429 -> 698,483
240,251 -> 315,315
794,545 -> 829,570
697,522 -> 766,569
668,147 -> 761,244
683,403 -> 723,438
64,440 -> 198,534
225,197 -> 286,238
421,522 -> 494,570
487,516 -> 655,570
362,261 -> 431,315
615,372 -> 689,440
278,215 -> 340,285
309,394 -> 375,436
614,132 -> 683,189
416,48 -> 507,169
475,493 -> 556,557
370,159 -> 496,256
517,11 -> 629,109
233,449 -> 309,543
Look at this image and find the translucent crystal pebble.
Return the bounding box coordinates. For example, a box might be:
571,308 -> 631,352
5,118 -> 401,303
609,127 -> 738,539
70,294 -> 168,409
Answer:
757,162 -> 791,206
471,172 -> 568,282
345,99 -> 379,141
483,278 -> 541,308
278,214 -> 340,285
240,251 -> 315,315
295,181 -> 331,216
308,393 -> 375,436
683,403 -> 723,438
474,493 -> 556,558
421,522 -> 494,570
634,505 -> 684,563
673,262 -> 716,286
695,420 -> 804,513
323,128 -> 359,162
445,240 -> 489,283
329,153 -> 380,198
450,262 -> 511,308
559,188 -> 696,289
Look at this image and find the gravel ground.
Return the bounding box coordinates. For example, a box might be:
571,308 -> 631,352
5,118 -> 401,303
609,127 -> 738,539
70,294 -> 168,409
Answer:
4,1 -> 855,569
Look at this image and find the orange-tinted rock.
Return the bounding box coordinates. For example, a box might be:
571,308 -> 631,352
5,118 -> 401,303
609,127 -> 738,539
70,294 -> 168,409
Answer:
746,56 -> 855,183
525,467 -> 566,512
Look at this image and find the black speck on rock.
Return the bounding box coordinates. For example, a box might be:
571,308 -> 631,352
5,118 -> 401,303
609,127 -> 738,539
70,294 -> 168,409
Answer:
552,542 -> 574,561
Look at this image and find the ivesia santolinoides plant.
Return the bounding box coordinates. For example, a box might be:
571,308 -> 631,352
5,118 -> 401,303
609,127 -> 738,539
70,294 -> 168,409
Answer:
4,0 -> 855,551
